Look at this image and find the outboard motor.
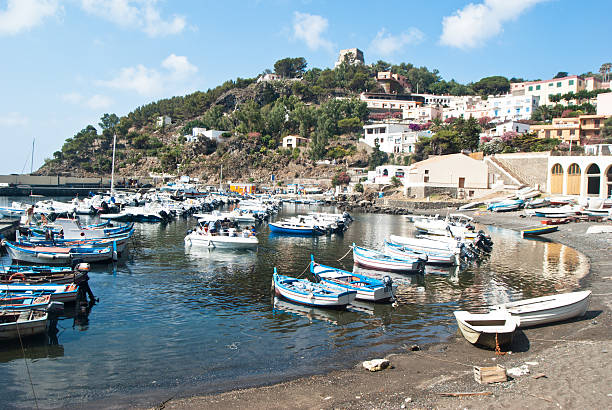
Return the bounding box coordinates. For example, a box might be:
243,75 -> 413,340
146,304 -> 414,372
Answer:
475,234 -> 492,253
382,275 -> 394,296
478,230 -> 494,247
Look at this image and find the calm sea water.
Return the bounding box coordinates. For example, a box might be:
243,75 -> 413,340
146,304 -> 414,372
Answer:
0,198 -> 588,408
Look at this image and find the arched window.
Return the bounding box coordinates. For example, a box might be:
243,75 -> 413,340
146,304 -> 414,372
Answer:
586,164 -> 601,195
551,164 -> 563,175
568,164 -> 581,175
382,169 -> 389,176
586,164 -> 600,174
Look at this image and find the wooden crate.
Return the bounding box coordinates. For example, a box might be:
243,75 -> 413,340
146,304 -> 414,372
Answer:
473,365 -> 507,384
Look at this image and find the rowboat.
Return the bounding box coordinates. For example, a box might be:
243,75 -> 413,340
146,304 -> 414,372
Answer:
487,199 -> 524,212
384,240 -> 457,265
2,240 -> 114,264
540,218 -> 570,225
269,221 -> 324,235
521,226 -> 559,237
0,294 -> 51,310
533,205 -> 580,218
0,310 -> 49,341
353,244 -> 425,272
0,264 -> 89,285
272,270 -> 356,308
389,234 -> 460,254
490,290 -> 591,328
0,283 -> 78,303
310,256 -> 396,302
453,310 -> 519,349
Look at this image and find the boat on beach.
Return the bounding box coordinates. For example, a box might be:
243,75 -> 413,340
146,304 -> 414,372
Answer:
521,225 -> 559,237
453,310 -> 519,349
272,269 -> 356,308
487,199 -> 524,212
490,290 -> 591,328
310,256 -> 396,302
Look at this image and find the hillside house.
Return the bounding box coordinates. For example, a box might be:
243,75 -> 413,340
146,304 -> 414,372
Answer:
282,135 -> 309,149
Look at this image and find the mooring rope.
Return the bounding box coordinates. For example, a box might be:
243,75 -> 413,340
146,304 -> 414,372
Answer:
16,320 -> 39,410
337,246 -> 353,262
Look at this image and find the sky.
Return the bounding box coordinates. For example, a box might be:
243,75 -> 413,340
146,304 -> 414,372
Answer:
0,0 -> 610,175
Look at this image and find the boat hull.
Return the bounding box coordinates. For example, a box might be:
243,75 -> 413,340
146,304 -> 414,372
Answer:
454,310 -> 518,349
0,311 -> 48,341
185,233 -> 258,249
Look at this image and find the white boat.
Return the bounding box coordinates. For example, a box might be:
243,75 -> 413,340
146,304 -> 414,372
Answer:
490,290 -> 591,328
384,240 -> 456,265
184,225 -> 258,249
389,234 -> 461,254
453,310 -> 519,349
352,244 -> 425,272
0,310 -> 48,341
533,205 -> 580,218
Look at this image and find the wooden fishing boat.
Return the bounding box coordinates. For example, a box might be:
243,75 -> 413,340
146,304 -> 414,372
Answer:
0,283 -> 78,303
272,270 -> 356,308
487,199 -> 524,212
384,240 -> 456,265
2,240 -> 113,264
533,205 -> 580,218
310,256 -> 396,302
0,263 -> 89,285
521,225 -> 559,237
454,310 -> 519,349
490,290 -> 591,328
540,218 -> 570,225
0,294 -> 51,310
0,309 -> 48,341
353,244 -> 425,272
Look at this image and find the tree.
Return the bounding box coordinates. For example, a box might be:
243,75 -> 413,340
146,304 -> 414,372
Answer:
456,117 -> 481,151
390,176 -> 401,187
99,113 -> 119,131
601,117 -> 612,141
273,57 -> 307,78
553,71 -> 568,79
472,76 -> 510,96
599,63 -> 612,83
368,144 -> 388,170
331,171 -> 350,186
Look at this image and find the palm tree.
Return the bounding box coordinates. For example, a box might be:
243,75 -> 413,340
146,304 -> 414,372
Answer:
599,63 -> 612,83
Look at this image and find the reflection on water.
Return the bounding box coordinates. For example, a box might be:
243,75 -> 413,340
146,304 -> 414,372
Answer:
0,198 -> 590,408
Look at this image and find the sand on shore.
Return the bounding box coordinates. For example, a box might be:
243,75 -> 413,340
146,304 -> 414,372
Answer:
154,211 -> 612,410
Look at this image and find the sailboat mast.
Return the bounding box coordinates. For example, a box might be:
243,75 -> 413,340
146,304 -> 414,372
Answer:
110,133 -> 117,194
219,164 -> 222,191
31,138 -> 34,174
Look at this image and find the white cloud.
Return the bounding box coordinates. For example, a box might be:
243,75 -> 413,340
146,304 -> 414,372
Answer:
293,12 -> 333,52
370,28 -> 424,56
162,53 -> 198,80
87,94 -> 114,109
0,0 -> 59,36
440,0 -> 546,49
0,112 -> 28,127
97,54 -> 198,96
80,0 -> 187,37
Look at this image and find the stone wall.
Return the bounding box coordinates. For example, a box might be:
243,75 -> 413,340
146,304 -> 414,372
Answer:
375,198 -> 468,210
494,152 -> 550,189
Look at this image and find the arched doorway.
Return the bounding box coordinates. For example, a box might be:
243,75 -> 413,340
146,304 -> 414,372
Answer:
550,163 -> 563,194
566,163 -> 581,195
586,164 -> 600,196
607,166 -> 612,197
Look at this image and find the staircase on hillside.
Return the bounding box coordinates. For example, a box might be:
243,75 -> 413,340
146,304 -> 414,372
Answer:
485,155 -> 525,187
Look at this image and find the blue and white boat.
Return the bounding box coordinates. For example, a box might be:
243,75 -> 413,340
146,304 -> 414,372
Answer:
310,256 -> 396,302
272,269 -> 356,308
0,309 -> 49,341
353,244 -> 426,272
487,199 -> 524,212
269,221 -> 324,235
0,294 -> 51,310
384,240 -> 456,265
2,240 -> 114,265
0,283 -> 78,303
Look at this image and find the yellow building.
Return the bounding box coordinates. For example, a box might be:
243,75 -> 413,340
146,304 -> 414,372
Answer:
229,183 -> 255,195
530,118 -> 580,144
530,114 -> 610,145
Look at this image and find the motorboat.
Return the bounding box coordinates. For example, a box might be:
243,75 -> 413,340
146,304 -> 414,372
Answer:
2,240 -> 114,264
384,240 -> 456,265
487,199 -> 524,212
184,223 -> 258,249
0,283 -> 78,303
269,220 -> 324,235
490,290 -> 591,328
533,205 -> 580,218
453,310 -> 519,349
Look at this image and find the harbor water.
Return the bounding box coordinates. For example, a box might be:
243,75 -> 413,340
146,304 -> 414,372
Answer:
0,200 -> 589,408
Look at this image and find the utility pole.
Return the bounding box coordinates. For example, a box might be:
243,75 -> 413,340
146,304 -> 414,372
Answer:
30,138 -> 34,174
110,133 -> 116,195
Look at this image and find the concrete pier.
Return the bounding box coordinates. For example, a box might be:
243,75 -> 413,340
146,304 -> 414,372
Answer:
0,218 -> 19,240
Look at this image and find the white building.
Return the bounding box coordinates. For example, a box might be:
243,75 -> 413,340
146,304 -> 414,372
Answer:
156,115 -> 172,127
597,92 -> 612,116
257,73 -> 283,83
185,127 -> 226,142
282,135 -> 308,149
480,121 -> 531,139
486,94 -> 539,122
360,92 -> 421,113
366,165 -> 409,185
403,105 -> 442,123
548,145 -> 612,198
511,75 -> 605,106
361,123 -> 430,154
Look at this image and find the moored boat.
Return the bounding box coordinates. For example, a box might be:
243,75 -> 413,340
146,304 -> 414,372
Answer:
0,309 -> 49,341
310,256 -> 396,302
0,283 -> 78,303
272,269 -> 356,308
490,290 -> 591,328
453,310 -> 519,349
269,221 -> 324,235
2,240 -> 114,264
353,244 -> 425,272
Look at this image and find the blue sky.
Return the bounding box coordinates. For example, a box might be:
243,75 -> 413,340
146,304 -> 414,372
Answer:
0,0 -> 610,174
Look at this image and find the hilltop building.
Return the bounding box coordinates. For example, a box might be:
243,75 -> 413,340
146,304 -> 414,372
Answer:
334,48 -> 364,68
156,115 -> 172,128
282,135 -> 309,149
185,127 -> 226,143
511,75 -> 607,106
376,71 -> 411,93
